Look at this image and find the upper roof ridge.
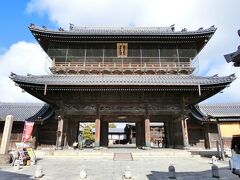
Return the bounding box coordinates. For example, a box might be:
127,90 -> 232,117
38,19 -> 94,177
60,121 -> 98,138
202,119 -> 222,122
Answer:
29,23 -> 217,35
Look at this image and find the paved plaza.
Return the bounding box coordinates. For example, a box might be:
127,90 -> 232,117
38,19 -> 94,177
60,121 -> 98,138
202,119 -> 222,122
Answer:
0,149 -> 239,180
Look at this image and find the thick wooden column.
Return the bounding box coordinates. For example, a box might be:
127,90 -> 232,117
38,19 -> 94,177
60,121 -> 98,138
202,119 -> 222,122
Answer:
100,121 -> 108,147
136,121 -> 145,147
172,117 -> 183,148
181,118 -> 189,148
95,118 -> 100,147
66,120 -> 78,147
204,124 -> 210,149
164,121 -> 169,148
168,120 -> 174,148
145,118 -> 151,147
63,119 -> 68,148
56,116 -> 64,149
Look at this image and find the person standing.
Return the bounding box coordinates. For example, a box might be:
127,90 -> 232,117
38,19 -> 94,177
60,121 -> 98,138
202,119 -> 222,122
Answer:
78,133 -> 83,150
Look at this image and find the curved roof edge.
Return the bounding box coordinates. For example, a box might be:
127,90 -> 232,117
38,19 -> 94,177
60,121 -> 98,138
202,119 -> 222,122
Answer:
9,73 -> 236,86
29,24 -> 217,37
189,103 -> 240,123
26,104 -> 55,124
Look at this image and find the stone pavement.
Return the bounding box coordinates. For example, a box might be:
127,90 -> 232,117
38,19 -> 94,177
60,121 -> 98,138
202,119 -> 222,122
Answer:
0,150 -> 238,180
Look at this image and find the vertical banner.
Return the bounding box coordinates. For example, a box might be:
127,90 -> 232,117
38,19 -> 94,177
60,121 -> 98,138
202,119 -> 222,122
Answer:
22,122 -> 35,142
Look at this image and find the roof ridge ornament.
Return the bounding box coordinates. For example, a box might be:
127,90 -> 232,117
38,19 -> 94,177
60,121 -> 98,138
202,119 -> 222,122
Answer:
181,28 -> 187,32
9,72 -> 17,79
58,27 -> 64,31
170,24 -> 175,31
69,23 -> 74,31
224,29 -> 240,66
229,73 -> 236,80
29,23 -> 35,28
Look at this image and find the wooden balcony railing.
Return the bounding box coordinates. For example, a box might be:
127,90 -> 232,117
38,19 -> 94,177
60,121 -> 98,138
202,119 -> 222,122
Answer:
50,61 -> 194,74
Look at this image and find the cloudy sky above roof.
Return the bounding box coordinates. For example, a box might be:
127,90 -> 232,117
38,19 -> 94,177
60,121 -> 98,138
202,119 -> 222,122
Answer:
0,0 -> 240,103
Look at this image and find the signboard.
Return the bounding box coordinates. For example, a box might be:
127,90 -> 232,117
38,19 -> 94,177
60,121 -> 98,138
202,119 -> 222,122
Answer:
117,43 -> 128,57
22,122 -> 35,142
15,142 -> 31,164
26,147 -> 36,160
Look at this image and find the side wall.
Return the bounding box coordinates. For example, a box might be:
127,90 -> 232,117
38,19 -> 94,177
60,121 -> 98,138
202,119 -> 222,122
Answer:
220,122 -> 240,137
220,122 -> 240,148
187,120 -> 205,148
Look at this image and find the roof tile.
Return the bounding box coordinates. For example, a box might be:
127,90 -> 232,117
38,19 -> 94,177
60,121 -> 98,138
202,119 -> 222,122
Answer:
10,74 -> 236,86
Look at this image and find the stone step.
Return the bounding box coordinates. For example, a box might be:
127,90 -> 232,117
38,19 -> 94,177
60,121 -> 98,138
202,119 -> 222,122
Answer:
34,149 -> 196,159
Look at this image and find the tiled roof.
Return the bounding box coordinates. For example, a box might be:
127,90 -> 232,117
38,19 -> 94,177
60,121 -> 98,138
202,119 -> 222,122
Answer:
29,24 -> 216,36
189,104 -> 240,123
70,26 -> 174,34
0,103 -> 44,122
10,73 -> 236,86
199,104 -> 240,117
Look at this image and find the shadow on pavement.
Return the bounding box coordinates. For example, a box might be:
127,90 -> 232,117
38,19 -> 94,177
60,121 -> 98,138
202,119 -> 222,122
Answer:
189,149 -> 220,158
0,170 -> 33,180
146,167 -> 238,180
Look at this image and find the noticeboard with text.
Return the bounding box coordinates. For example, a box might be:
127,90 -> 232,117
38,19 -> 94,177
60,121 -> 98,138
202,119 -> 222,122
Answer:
117,43 -> 128,58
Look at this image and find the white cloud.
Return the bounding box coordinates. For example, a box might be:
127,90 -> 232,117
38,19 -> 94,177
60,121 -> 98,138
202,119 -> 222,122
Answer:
0,41 -> 49,102
26,0 -> 195,28
202,62 -> 240,103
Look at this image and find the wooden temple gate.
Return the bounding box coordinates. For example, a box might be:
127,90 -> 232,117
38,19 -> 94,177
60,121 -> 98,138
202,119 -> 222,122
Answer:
9,24 -> 235,149
52,90 -> 191,149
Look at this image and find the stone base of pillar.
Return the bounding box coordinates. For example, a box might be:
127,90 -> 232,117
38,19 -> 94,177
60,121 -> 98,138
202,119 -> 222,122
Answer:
94,142 -> 100,147
142,146 -> 152,150
145,143 -> 151,147
93,147 -> 101,150
0,154 -> 10,164
183,146 -> 190,150
55,146 -> 63,150
174,145 -> 190,149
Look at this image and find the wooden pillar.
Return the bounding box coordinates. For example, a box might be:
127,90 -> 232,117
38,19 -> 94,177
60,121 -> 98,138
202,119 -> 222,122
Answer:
168,120 -> 173,148
181,118 -> 189,147
63,119 -> 68,148
172,118 -> 184,148
217,119 -> 225,160
164,121 -> 169,148
56,116 -> 64,149
95,118 -> 100,147
100,121 -> 108,147
145,118 -> 151,147
136,121 -> 145,147
67,120 -> 78,147
204,124 -> 210,149
0,115 -> 13,154
32,124 -> 39,149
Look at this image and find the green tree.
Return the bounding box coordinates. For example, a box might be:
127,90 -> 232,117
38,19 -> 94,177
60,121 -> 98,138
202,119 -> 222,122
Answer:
109,123 -> 116,128
89,123 -> 116,128
82,125 -> 95,141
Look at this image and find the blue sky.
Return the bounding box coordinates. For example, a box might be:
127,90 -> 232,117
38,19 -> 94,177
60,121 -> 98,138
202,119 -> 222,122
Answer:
0,0 -> 240,103
0,1 -> 55,50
